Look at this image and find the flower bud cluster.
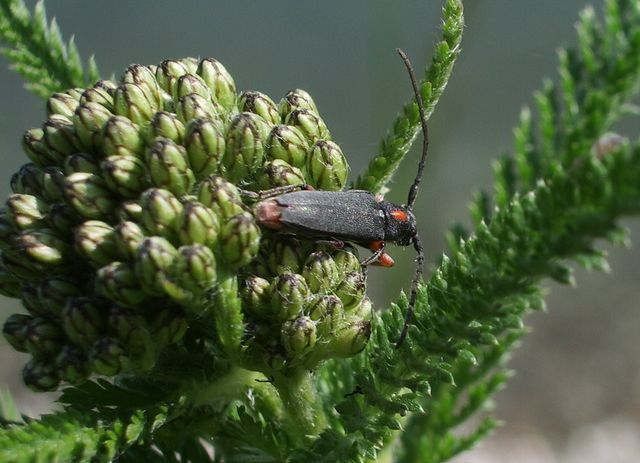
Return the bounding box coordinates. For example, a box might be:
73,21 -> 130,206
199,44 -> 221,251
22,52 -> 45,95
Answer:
1,57 -> 362,391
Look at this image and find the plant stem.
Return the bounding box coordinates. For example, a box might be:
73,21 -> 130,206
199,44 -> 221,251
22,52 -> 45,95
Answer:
272,368 -> 327,444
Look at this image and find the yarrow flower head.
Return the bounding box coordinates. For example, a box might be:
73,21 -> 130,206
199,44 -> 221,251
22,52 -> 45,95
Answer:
1,57 -> 367,391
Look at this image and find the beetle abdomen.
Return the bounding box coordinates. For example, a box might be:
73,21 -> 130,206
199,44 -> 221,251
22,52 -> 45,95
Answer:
258,190 -> 386,243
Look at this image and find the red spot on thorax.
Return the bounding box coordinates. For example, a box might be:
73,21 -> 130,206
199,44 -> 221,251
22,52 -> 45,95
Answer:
390,209 -> 408,222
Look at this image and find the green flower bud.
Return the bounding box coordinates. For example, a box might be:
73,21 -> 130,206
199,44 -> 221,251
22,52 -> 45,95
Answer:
173,74 -> 211,102
151,307 -> 188,345
56,345 -> 90,385
113,82 -> 161,126
269,272 -> 309,321
177,199 -> 220,248
146,137 -> 195,196
140,188 -> 183,240
90,337 -> 130,376
1,248 -> 41,280
37,276 -> 82,317
301,250 -> 339,293
196,175 -> 245,219
3,313 -> 32,352
335,270 -> 366,310
62,297 -> 106,348
219,212 -> 260,268
156,59 -> 198,93
107,306 -> 148,343
40,167 -> 66,202
122,64 -> 160,99
309,295 -> 344,338
184,118 -> 225,179
5,194 -> 48,230
222,112 -> 270,182
279,89 -> 318,118
22,128 -> 57,166
11,164 -> 43,197
23,358 -> 60,392
73,102 -> 112,151
145,111 -> 186,144
64,153 -> 100,175
171,244 -> 217,294
241,275 -> 271,318
100,155 -> 148,198
134,236 -> 179,294
197,58 -> 237,112
330,318 -> 371,357
0,209 -> 15,246
80,82 -> 116,112
307,140 -> 348,191
63,172 -> 117,219
43,114 -> 82,161
95,262 -> 147,307
47,203 -> 81,234
176,93 -> 220,124
239,91 -> 281,125
24,317 -> 65,358
23,128 -> 59,167
266,124 -> 310,168
258,159 -> 306,189
282,316 -> 317,357
113,221 -> 145,261
74,220 -> 121,268
21,282 -> 48,316
115,199 -> 143,222
101,115 -> 144,158
259,238 -> 306,276
350,297 -> 373,321
332,248 -> 362,274
14,228 -> 72,268
285,109 -> 330,142
0,262 -> 22,297
47,91 -> 81,118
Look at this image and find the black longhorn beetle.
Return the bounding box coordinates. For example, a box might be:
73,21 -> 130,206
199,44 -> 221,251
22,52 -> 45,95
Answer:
246,49 -> 430,348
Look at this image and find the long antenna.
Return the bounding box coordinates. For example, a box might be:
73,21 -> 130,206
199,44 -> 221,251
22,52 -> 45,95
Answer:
397,48 -> 430,210
395,48 -> 429,348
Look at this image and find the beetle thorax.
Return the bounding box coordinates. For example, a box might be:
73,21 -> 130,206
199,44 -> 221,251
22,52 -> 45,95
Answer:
381,203 -> 417,246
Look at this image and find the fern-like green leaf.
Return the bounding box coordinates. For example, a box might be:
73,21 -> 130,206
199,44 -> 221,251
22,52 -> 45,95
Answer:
0,0 -> 102,98
353,0 -> 463,194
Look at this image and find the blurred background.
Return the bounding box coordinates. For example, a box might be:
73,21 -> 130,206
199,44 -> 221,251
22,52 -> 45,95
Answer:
1,1 -> 639,461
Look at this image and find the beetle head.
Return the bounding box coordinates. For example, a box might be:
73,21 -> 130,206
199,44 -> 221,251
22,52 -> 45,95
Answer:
382,203 -> 417,246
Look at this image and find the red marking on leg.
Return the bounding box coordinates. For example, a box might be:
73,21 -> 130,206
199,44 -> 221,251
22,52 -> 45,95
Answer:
372,252 -> 395,267
255,200 -> 283,229
369,240 -> 384,251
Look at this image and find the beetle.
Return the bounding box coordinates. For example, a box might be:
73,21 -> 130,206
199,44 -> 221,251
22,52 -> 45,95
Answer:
247,49 -> 430,347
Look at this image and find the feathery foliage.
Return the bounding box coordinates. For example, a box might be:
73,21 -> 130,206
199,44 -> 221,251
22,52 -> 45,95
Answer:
0,0 -> 639,462
353,0 -> 463,194
0,0 -> 100,97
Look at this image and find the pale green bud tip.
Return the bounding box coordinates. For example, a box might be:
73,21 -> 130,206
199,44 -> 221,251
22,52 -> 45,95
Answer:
74,220 -> 119,268
95,262 -> 147,307
285,109 -> 330,142
47,91 -> 81,118
270,272 -> 310,321
332,319 -> 371,357
280,89 -> 319,117
185,118 -> 225,180
146,137 -> 195,196
259,160 -> 306,189
222,112 -> 270,183
63,172 -> 117,219
219,212 -> 261,268
147,111 -> 186,144
302,250 -> 339,292
100,155 -> 148,199
282,316 -> 317,356
241,275 -> 271,318
196,175 -> 244,219
197,58 -> 237,112
239,91 -> 281,125
134,236 -> 178,294
177,200 -> 220,247
101,115 -> 143,158
307,140 -> 348,191
140,188 -> 183,240
62,297 -> 105,348
266,124 -> 310,168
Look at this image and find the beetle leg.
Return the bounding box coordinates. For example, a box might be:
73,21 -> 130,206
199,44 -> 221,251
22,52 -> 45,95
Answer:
361,241 -> 395,267
240,183 -> 313,201
315,239 -> 345,249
